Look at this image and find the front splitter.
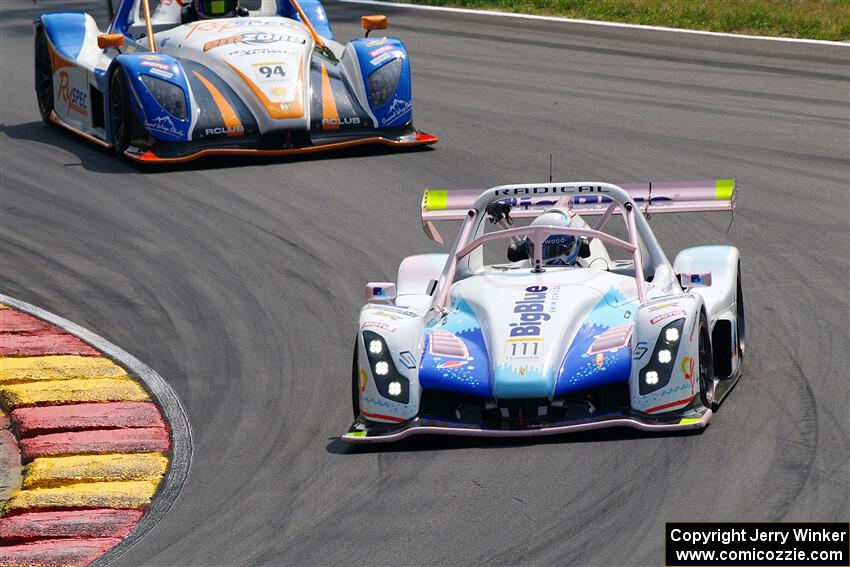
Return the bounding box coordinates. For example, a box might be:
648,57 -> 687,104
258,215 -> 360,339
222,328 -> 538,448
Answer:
341,408 -> 712,444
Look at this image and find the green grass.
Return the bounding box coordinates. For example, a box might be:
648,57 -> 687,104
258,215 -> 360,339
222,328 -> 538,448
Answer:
390,0 -> 850,41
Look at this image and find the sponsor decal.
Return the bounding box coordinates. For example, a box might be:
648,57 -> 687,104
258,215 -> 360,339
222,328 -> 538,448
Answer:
365,38 -> 388,47
648,301 -> 678,312
228,48 -> 289,56
363,304 -> 418,318
495,185 -> 608,196
322,117 -> 361,128
148,67 -> 174,79
369,45 -> 394,58
141,60 -> 175,79
186,19 -> 308,39
361,321 -> 397,333
681,355 -> 695,393
398,351 -> 417,370
650,310 -> 687,326
370,52 -> 395,67
437,360 -> 468,369
633,341 -> 648,360
140,54 -> 164,61
509,286 -> 549,338
359,368 -> 368,392
204,33 -> 286,52
57,71 -> 87,116
381,97 -> 412,126
141,60 -> 172,72
145,115 -> 182,136
368,309 -> 405,321
595,352 -> 605,369
204,125 -> 244,136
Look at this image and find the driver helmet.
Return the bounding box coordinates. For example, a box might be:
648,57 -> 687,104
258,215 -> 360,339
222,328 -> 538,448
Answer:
193,0 -> 239,19
527,208 -> 580,266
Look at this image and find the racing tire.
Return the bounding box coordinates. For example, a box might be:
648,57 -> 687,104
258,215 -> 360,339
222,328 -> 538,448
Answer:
736,262 -> 746,360
108,68 -> 134,157
351,338 -> 360,419
34,28 -> 54,125
697,311 -> 718,410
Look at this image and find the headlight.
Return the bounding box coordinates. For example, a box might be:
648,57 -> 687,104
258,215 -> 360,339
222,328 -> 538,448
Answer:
638,318 -> 686,395
140,75 -> 187,119
368,57 -> 402,108
362,330 -> 410,403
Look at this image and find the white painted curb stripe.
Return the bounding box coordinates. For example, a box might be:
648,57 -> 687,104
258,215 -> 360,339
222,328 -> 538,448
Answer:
339,0 -> 850,47
0,293 -> 193,567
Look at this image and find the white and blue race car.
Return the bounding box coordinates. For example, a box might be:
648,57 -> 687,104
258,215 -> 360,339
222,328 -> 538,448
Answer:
34,0 -> 437,164
343,180 -> 744,443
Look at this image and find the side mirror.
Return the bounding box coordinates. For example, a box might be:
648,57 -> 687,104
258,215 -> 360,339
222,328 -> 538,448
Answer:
579,239 -> 591,259
361,14 -> 388,36
678,271 -> 712,288
366,282 -> 396,302
97,33 -> 125,49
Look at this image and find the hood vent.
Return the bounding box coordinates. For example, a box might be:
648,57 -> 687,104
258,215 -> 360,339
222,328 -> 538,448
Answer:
429,329 -> 470,359
586,323 -> 633,355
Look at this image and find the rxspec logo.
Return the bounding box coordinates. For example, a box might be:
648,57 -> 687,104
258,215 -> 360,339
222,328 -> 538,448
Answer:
58,71 -> 87,116
495,185 -> 607,196
509,286 -> 550,337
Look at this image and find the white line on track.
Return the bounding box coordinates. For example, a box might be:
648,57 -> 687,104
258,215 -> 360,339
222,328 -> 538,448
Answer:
339,0 -> 850,47
0,293 -> 193,567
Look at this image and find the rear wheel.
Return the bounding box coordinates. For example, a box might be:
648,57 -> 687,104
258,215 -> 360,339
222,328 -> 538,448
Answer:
351,338 -> 361,419
108,69 -> 133,157
34,28 -> 54,124
697,311 -> 717,410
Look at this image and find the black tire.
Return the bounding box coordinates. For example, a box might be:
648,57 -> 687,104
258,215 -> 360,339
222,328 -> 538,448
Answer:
109,68 -> 134,157
351,338 -> 361,419
736,262 -> 746,360
34,28 -> 54,124
697,311 -> 718,410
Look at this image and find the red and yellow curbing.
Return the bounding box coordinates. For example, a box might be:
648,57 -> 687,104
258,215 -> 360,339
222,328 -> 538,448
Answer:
0,303 -> 173,566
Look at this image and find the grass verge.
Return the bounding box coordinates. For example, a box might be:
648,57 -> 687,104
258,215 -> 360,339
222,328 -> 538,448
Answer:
383,0 -> 850,41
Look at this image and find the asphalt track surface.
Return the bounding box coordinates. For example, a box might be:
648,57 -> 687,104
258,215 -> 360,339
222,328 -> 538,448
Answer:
2,2 -> 849,565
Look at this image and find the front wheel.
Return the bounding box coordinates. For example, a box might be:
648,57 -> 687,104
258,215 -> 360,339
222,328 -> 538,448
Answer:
736,263 -> 746,360
108,69 -> 134,157
697,311 -> 718,410
351,338 -> 360,419
34,28 -> 54,124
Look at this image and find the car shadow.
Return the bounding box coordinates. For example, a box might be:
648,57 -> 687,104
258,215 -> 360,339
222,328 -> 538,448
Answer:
0,121 -> 137,175
1,120 -> 436,174
325,423 -> 708,455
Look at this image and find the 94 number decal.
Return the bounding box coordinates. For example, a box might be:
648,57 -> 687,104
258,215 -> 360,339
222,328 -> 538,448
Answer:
253,63 -> 286,83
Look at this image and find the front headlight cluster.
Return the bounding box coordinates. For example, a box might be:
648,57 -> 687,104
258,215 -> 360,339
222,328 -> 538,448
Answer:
362,330 -> 409,403
140,75 -> 187,119
638,318 -> 686,395
367,57 -> 402,108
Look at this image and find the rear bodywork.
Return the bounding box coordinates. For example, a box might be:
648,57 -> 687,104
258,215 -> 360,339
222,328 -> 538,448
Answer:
34,0 -> 437,163
344,179 -> 743,443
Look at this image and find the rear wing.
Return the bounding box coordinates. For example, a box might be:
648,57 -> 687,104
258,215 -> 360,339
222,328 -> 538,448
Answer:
421,179 -> 736,243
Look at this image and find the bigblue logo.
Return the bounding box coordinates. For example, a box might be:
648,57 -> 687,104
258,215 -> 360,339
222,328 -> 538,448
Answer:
509,286 -> 550,337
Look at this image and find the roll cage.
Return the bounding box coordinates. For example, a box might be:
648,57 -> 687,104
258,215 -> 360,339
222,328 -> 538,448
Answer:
432,182 -> 674,312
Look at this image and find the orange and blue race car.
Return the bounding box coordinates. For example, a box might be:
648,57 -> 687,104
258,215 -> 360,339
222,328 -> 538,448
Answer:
34,0 -> 437,164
